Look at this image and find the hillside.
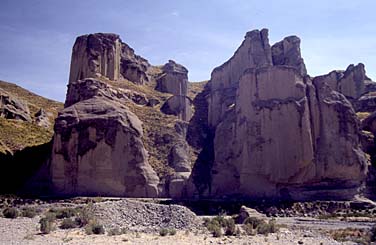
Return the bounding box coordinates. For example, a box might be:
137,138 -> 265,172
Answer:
0,80 -> 63,154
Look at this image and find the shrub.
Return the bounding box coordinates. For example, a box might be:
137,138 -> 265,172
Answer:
54,208 -> 76,219
212,226 -> 223,237
159,228 -> 169,236
85,221 -> 105,235
108,228 -> 127,236
39,217 -> 53,234
3,207 -> 18,219
21,207 -> 37,218
169,228 -> 177,236
224,218 -> 236,236
60,218 -> 77,229
256,219 -> 279,235
244,223 -> 256,236
243,217 -> 265,229
75,206 -> 94,227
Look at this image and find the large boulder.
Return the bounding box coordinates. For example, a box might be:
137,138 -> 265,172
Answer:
50,79 -> 159,197
0,88 -> 31,122
204,29 -> 367,200
68,33 -> 150,85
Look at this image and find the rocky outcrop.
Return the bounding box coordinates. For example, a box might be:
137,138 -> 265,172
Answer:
271,36 -> 307,76
68,33 -> 150,85
157,60 -> 192,122
161,95 -> 192,121
203,29 -> 367,200
50,78 -> 159,197
34,108 -> 51,128
208,29 -> 272,128
156,60 -> 188,95
0,88 -> 31,122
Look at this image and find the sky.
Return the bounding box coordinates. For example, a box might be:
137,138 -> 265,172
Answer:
0,0 -> 375,102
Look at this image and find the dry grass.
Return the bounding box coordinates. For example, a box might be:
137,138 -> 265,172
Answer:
357,112 -> 371,121
187,81 -> 208,100
0,80 -> 63,153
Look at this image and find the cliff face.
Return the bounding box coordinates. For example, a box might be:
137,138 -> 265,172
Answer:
51,79 -> 159,197
68,33 -> 150,85
204,29 -> 368,200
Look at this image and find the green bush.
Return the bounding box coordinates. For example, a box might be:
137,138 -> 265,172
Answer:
256,219 -> 279,235
39,217 -> 53,234
243,217 -> 265,229
159,228 -> 169,236
75,206 -> 93,227
224,218 -> 236,236
60,218 -> 77,229
169,228 -> 177,236
21,207 -> 37,218
244,223 -> 256,236
212,226 -> 223,237
108,228 -> 122,236
3,207 -> 18,219
53,208 -> 77,219
85,221 -> 105,235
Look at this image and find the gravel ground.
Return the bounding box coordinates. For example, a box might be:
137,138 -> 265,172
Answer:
0,216 -> 347,245
92,199 -> 200,232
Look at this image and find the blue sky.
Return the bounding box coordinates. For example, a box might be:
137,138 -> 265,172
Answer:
0,0 -> 375,101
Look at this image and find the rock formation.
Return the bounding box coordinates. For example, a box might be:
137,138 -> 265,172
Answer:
50,78 -> 159,197
271,36 -> 307,76
203,29 -> 367,200
34,108 -> 51,128
68,33 -> 150,85
157,60 -> 192,122
0,88 -> 31,122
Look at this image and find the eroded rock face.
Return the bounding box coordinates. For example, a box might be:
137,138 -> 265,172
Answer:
204,29 -> 367,200
34,108 -> 51,128
157,60 -> 192,121
208,29 -> 272,128
156,60 -> 188,95
51,79 -> 159,197
0,88 -> 31,122
271,36 -> 307,76
69,33 -> 150,85
161,95 -> 192,121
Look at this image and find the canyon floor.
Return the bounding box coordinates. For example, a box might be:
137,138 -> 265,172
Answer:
0,197 -> 375,245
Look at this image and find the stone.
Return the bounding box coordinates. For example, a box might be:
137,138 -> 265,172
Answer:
208,28 -> 272,127
34,108 -> 51,128
168,141 -> 191,172
161,95 -> 192,121
314,63 -> 367,100
271,36 -> 307,76
0,88 -> 31,122
50,78 -> 159,197
120,42 -> 150,85
156,60 -> 188,95
205,29 -> 367,200
237,206 -> 266,224
354,92 -> 376,112
68,33 -> 150,85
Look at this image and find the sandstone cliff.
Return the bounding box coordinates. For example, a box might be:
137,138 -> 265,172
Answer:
202,29 -> 368,200
69,33 -> 150,85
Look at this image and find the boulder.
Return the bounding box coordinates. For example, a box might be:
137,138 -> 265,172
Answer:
68,33 -> 150,85
161,95 -> 192,121
34,108 -> 51,128
50,79 -> 159,197
237,206 -> 266,224
0,88 -> 31,122
168,141 -> 191,172
156,60 -> 188,95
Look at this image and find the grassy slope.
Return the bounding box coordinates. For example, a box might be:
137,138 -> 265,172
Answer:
0,80 -> 63,154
